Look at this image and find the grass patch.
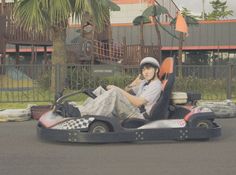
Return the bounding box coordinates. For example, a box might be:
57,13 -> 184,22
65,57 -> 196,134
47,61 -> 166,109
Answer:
0,91 -> 88,109
0,89 -> 53,102
0,102 -> 51,109
0,75 -> 33,88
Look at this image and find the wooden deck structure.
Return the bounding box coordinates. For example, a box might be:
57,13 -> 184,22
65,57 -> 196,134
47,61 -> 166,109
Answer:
0,1 -> 158,66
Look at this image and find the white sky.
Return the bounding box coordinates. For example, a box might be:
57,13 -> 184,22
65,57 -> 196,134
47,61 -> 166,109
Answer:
173,0 -> 236,19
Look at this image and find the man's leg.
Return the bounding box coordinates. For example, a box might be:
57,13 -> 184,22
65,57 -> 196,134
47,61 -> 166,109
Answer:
80,88 -> 143,120
82,86 -> 106,106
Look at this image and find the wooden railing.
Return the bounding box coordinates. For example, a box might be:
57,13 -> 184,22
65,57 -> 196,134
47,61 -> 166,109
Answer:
123,45 -> 159,65
7,22 -> 52,45
0,2 -> 52,46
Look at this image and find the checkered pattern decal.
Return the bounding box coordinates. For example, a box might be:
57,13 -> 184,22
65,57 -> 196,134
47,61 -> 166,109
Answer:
52,117 -> 95,130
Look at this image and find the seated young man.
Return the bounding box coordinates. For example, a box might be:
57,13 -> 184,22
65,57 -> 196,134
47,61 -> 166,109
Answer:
79,57 -> 162,120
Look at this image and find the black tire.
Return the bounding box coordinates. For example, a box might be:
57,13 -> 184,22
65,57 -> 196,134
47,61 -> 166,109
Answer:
197,100 -> 236,118
195,120 -> 213,129
89,121 -> 110,133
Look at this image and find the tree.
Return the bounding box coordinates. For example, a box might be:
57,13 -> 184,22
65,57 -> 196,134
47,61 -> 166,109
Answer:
13,0 -> 119,91
181,7 -> 199,19
206,0 -> 233,20
132,15 -> 151,59
142,3 -> 169,62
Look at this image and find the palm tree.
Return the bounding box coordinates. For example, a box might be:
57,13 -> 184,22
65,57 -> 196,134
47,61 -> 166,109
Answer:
142,3 -> 169,61
132,15 -> 151,59
12,0 -> 119,91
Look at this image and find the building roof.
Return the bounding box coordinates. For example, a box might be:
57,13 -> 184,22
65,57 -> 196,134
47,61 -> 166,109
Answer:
111,19 -> 236,50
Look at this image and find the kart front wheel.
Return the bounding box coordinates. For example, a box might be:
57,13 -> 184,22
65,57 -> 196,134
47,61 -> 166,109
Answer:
195,120 -> 213,129
89,121 -> 110,133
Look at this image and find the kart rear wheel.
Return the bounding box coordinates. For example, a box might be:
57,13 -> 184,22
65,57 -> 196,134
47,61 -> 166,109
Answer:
195,120 -> 213,129
89,121 -> 110,133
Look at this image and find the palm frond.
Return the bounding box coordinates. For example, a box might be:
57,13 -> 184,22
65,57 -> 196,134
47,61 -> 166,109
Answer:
132,15 -> 151,26
13,0 -> 47,33
13,0 -> 119,33
106,0 -> 120,11
48,0 -> 71,27
13,0 -> 72,32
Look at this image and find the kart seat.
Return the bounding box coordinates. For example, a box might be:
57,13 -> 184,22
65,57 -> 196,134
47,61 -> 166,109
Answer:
122,57 -> 175,128
148,57 -> 175,120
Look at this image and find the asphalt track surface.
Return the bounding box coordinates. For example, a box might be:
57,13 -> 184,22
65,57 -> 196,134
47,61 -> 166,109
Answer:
0,118 -> 236,175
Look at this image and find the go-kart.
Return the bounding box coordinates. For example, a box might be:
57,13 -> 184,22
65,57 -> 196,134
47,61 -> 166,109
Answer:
37,57 -> 221,143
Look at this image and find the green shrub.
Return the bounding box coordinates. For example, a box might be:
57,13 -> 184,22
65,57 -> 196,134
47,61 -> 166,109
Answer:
174,76 -> 227,100
100,75 -> 134,88
66,66 -> 136,90
37,71 -> 51,90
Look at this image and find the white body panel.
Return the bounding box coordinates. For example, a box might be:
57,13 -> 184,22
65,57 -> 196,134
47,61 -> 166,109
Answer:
138,119 -> 187,129
171,92 -> 188,104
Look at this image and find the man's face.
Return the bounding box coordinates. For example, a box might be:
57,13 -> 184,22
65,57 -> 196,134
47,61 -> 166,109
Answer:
141,65 -> 158,81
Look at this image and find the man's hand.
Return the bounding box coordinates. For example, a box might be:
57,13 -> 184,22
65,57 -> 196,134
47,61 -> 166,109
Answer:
125,74 -> 142,92
131,74 -> 142,87
106,85 -> 117,90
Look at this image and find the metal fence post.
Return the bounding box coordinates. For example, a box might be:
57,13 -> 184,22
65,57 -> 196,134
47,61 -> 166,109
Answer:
55,64 -> 61,101
226,63 -> 232,99
122,37 -> 127,64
